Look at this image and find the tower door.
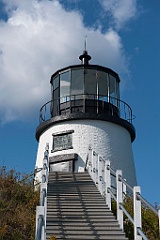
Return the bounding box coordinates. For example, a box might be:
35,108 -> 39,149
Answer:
49,153 -> 78,172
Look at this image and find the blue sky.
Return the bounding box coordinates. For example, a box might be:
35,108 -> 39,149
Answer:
0,0 -> 159,206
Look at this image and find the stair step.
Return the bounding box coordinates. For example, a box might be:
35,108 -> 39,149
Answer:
47,222 -> 120,226
47,194 -> 104,197
47,209 -> 113,213
46,234 -> 127,240
47,219 -> 120,223
47,206 -> 109,209
46,172 -> 128,240
46,236 -> 127,240
46,225 -> 121,230
47,216 -> 116,220
46,230 -> 126,235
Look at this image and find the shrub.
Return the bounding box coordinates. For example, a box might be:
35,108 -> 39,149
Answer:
0,166 -> 39,240
112,196 -> 160,240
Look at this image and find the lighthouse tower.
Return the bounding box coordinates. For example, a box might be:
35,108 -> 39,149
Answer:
35,50 -> 137,187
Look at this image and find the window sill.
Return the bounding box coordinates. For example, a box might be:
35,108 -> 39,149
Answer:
51,146 -> 73,153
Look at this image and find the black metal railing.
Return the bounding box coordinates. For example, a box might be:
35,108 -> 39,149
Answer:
39,94 -> 134,124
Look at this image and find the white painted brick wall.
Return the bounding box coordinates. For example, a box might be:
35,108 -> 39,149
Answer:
35,119 -> 137,187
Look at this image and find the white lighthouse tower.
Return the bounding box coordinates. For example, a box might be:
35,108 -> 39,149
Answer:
35,50 -> 137,187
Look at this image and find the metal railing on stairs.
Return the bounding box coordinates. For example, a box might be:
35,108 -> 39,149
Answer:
35,143 -> 49,240
85,146 -> 160,240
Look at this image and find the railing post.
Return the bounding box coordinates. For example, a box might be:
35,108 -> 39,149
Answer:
92,151 -> 96,183
98,155 -> 103,195
116,170 -> 123,230
41,169 -> 47,183
123,178 -> 126,200
40,183 -> 47,205
88,147 -> 92,175
133,186 -> 142,240
36,206 -> 45,240
43,158 -> 48,170
95,153 -> 98,184
90,149 -> 94,180
101,159 -> 105,196
105,160 -> 111,210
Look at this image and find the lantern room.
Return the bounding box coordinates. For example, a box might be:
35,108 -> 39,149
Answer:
50,51 -> 120,118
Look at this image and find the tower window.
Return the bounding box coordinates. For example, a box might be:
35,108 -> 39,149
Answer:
52,130 -> 74,152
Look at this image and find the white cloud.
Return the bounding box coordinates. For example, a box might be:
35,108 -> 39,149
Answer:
0,0 -> 130,123
99,0 -> 137,30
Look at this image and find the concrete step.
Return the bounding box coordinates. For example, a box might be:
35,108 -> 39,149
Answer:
47,213 -> 114,218
46,235 -> 127,240
46,216 -> 117,220
47,220 -> 120,225
47,224 -> 119,231
46,232 -> 128,240
47,190 -> 99,193
46,218 -> 120,223
47,229 -> 125,237
47,205 -> 109,209
47,186 -> 101,190
47,209 -> 113,213
46,230 -> 126,235
46,237 -> 127,240
47,192 -> 103,195
47,197 -> 105,201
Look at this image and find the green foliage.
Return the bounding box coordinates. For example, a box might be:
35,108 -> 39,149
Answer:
0,166 -> 39,240
112,196 -> 160,240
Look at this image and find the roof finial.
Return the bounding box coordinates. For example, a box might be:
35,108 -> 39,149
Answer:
79,36 -> 91,65
84,35 -> 87,51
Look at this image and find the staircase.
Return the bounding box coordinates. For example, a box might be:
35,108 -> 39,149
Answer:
46,171 -> 128,240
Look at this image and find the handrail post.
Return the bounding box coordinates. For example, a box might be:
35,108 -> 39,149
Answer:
40,183 -> 47,206
92,151 -> 96,183
116,170 -> 123,230
98,155 -> 103,195
36,206 -> 45,240
88,147 -> 92,175
105,160 -> 111,210
41,169 -> 47,183
95,152 -> 98,184
133,186 -> 142,240
91,149 -> 94,180
123,178 -> 126,199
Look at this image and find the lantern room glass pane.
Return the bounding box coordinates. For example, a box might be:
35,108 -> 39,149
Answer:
109,74 -> 116,96
84,69 -> 97,98
71,68 -> 84,97
51,75 -> 60,117
98,71 -> 108,101
109,74 -> 119,107
53,75 -> 59,90
60,71 -> 70,102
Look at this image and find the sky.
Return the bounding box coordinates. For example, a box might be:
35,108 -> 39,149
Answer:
0,0 -> 159,206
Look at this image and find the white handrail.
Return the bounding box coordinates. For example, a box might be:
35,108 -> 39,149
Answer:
35,143 -> 49,240
86,147 -> 159,240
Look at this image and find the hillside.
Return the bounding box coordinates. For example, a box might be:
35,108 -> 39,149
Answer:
0,166 -> 39,240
